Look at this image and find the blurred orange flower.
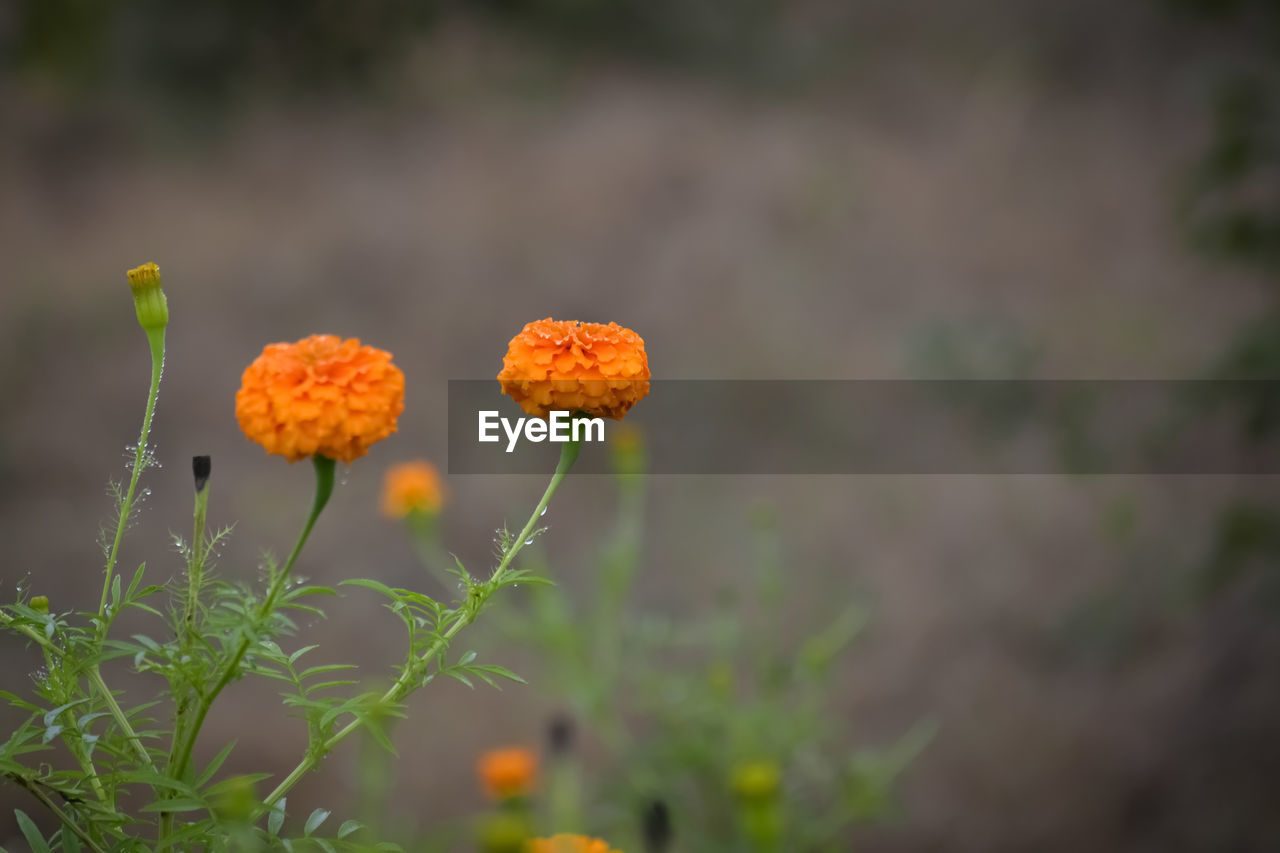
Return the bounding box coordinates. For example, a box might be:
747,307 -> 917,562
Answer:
498,319 -> 649,420
525,834 -> 620,853
478,747 -> 538,799
236,335 -> 405,464
381,461 -> 446,518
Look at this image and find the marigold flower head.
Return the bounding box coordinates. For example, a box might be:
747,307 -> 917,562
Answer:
381,460 -> 446,518
478,747 -> 538,800
525,834 -> 620,853
498,319 -> 649,420
235,335 -> 405,464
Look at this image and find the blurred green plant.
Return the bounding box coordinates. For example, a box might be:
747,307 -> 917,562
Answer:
413,429 -> 935,852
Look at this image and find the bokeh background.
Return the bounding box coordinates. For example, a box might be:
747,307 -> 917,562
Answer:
3,0 -> 1280,849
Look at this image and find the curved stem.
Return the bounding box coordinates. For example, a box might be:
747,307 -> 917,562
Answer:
167,456 -> 335,785
100,327 -> 165,620
260,440 -> 580,811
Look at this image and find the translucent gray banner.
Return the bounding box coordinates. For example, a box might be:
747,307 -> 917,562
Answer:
447,380 -> 1280,474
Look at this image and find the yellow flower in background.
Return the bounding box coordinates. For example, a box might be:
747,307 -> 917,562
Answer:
381,460 -> 446,518
235,335 -> 405,464
478,747 -> 538,800
731,760 -> 781,803
498,318 -> 649,420
525,834 -> 621,853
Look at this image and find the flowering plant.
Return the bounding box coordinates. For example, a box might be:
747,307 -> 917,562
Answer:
0,268 -> 631,852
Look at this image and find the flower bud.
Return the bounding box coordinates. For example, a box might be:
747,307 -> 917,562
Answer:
210,775 -> 257,823
731,761 -> 781,804
126,262 -> 169,332
477,814 -> 530,853
29,596 -> 49,613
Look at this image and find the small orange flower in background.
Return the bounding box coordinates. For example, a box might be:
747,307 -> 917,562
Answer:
498,319 -> 649,420
525,834 -> 620,853
381,461 -> 446,518
236,335 -> 405,464
478,747 -> 538,799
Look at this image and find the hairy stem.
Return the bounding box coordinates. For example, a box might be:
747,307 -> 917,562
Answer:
100,327 -> 165,621
260,439 -> 580,811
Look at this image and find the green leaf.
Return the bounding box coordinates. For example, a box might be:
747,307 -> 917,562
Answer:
60,828 -> 82,853
125,562 -> 148,600
15,810 -> 52,853
268,799 -> 286,836
447,554 -> 471,583
340,579 -> 399,599
304,807 -> 331,836
196,740 -> 238,787
457,650 -> 477,666
139,798 -> 208,814
337,819 -> 363,839
444,670 -> 474,688
288,645 -> 320,665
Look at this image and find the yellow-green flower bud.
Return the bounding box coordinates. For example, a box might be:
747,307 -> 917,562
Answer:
731,760 -> 781,804
126,262 -> 169,332
610,425 -> 646,478
29,596 -> 49,613
210,775 -> 258,823
477,813 -> 530,853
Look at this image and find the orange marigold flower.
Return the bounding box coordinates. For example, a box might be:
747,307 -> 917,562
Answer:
381,460 -> 446,518
478,747 -> 538,799
497,319 -> 649,420
525,834 -> 620,853
236,335 -> 405,464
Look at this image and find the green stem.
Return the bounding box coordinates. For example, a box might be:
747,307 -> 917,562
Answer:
160,472 -> 213,845
12,774 -> 111,853
259,440 -> 580,811
88,665 -> 153,768
166,456 -> 335,786
100,327 -> 165,621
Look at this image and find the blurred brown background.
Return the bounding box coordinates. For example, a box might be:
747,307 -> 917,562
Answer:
3,0 -> 1280,849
